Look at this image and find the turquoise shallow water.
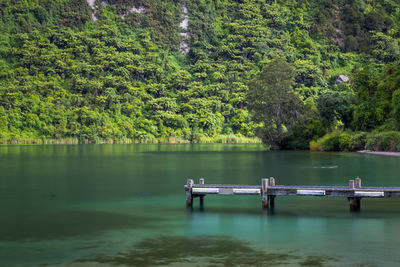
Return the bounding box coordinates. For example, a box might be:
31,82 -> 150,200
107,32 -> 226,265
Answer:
1,144 -> 400,266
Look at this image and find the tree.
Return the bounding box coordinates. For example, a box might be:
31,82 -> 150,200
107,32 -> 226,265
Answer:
317,91 -> 352,130
247,58 -> 302,149
371,32 -> 400,63
285,99 -> 325,149
392,89 -> 400,130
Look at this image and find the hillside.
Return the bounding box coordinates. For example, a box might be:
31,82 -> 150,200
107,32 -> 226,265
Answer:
0,0 -> 400,147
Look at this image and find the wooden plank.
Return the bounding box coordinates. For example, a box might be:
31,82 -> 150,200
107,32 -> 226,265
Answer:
193,188 -> 260,195
192,184 -> 400,192
192,188 -> 219,194
354,191 -> 384,197
325,190 -> 356,197
382,191 -> 400,198
233,188 -> 261,194
219,188 -> 234,194
297,189 -> 326,196
268,188 -> 297,196
193,184 -> 261,189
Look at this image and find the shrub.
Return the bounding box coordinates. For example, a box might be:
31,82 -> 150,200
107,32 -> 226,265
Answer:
310,131 -> 341,151
321,132 -> 341,151
311,131 -> 369,151
310,140 -> 322,151
365,131 -> 400,151
393,89 -> 400,130
348,132 -> 367,151
339,132 -> 352,151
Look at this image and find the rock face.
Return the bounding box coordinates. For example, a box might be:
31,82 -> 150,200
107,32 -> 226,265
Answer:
129,6 -> 146,14
122,6 -> 146,19
179,3 -> 190,54
88,1 -> 146,20
87,0 -> 95,9
336,74 -> 349,85
87,0 -> 98,21
123,5 -> 146,18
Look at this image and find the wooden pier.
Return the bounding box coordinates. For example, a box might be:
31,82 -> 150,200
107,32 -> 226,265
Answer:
184,177 -> 400,212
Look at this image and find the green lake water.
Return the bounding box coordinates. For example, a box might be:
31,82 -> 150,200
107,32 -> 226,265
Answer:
1,144 -> 400,266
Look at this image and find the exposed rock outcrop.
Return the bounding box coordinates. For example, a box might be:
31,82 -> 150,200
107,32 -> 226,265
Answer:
179,3 -> 190,54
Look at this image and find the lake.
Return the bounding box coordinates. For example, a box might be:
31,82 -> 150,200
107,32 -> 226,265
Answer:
1,144 -> 400,266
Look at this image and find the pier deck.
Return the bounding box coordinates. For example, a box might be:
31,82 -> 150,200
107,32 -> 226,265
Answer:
184,177 -> 400,212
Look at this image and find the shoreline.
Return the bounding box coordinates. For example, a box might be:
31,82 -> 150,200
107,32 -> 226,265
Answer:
0,135 -> 262,145
357,150 -> 400,157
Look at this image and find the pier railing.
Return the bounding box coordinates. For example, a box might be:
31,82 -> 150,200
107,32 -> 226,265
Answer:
184,177 -> 399,212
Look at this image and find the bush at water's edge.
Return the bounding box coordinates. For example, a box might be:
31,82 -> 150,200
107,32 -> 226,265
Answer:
311,131 -> 400,152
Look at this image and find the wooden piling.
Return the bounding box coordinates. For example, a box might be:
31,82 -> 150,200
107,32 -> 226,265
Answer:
268,195 -> 276,208
262,178 -> 269,210
269,178 -> 276,208
349,180 -> 355,189
348,179 -> 361,211
348,197 -> 361,212
356,197 -> 361,210
199,178 -> 205,208
355,177 -> 362,188
186,179 -> 194,207
269,177 -> 275,186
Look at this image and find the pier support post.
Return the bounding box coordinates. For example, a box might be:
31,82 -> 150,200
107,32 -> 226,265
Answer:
268,195 -> 276,208
185,179 -> 194,207
355,177 -> 362,188
348,197 -> 361,212
269,177 -> 275,186
262,178 -> 269,210
199,178 -> 205,209
268,177 -> 276,209
349,179 -> 361,212
349,179 -> 355,189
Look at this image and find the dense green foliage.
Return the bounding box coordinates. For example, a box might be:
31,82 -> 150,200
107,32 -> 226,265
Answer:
311,131 -> 400,152
247,58 -> 301,148
0,0 -> 400,147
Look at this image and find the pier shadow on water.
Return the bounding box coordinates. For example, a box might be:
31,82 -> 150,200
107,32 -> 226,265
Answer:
80,235 -> 335,266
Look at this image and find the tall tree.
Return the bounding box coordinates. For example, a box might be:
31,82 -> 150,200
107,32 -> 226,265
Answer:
247,58 -> 302,149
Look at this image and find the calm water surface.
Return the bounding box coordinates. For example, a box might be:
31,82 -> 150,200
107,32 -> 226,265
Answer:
1,144 -> 400,266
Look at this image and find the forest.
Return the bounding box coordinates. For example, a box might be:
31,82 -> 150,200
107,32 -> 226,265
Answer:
0,0 -> 400,150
